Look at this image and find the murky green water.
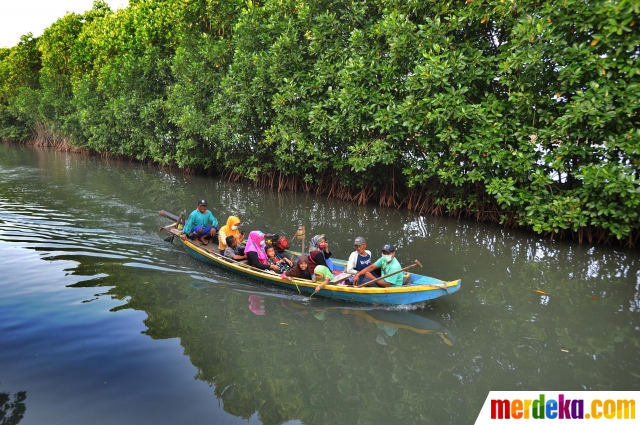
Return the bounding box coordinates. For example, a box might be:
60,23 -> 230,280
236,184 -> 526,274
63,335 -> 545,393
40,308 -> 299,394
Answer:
0,143 -> 638,424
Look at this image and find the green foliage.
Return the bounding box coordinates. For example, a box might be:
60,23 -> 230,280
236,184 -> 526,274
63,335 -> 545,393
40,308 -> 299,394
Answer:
35,2 -> 113,137
66,0 -> 183,160
0,0 -> 638,242
0,34 -> 42,140
165,0 -> 243,169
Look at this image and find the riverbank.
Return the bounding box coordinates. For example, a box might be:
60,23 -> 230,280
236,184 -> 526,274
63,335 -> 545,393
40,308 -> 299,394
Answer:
5,138 -> 638,248
2,1 -> 638,249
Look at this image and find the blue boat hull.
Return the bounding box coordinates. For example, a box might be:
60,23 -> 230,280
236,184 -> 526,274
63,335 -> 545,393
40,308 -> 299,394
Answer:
180,239 -> 460,306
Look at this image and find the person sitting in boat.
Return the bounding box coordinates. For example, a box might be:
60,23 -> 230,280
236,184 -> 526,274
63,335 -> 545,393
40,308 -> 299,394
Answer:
180,199 -> 219,245
223,235 -> 246,261
305,250 -> 333,275
345,236 -> 379,285
244,231 -> 281,272
218,215 -> 245,254
282,256 -> 312,281
353,244 -> 403,288
265,245 -> 292,273
312,265 -> 334,293
273,235 -> 292,260
308,234 -> 334,272
264,234 -> 292,260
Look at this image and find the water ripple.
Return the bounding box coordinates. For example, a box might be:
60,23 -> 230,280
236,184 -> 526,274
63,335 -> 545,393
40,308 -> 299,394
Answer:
0,199 -> 190,278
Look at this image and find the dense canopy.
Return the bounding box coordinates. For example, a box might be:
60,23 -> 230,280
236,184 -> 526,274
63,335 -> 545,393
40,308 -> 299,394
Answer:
0,0 -> 638,245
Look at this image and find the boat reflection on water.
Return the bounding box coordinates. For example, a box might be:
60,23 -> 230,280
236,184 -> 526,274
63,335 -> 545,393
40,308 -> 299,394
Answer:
173,280 -> 460,423
230,286 -> 456,346
189,280 -> 455,345
342,308 -> 455,346
248,295 -> 266,315
277,298 -> 456,346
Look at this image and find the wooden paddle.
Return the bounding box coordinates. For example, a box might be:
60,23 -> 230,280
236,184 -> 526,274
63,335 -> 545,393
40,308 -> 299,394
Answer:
158,210 -> 185,243
294,224 -> 305,254
355,260 -> 423,288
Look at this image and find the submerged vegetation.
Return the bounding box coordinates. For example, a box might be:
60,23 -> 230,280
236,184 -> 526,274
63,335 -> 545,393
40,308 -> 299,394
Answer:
0,0 -> 638,246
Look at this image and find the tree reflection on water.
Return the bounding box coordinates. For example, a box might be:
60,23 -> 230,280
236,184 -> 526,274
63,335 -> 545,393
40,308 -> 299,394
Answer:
0,391 -> 27,425
97,274 -> 462,424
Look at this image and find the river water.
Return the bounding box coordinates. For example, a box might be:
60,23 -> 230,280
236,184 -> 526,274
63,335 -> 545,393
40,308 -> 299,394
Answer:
0,143 -> 638,424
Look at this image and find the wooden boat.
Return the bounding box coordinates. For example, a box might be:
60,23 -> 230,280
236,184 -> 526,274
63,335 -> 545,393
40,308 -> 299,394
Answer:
159,211 -> 460,306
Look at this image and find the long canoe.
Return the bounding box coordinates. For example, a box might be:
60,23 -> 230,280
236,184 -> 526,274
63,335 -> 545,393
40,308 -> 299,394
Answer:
159,211 -> 460,306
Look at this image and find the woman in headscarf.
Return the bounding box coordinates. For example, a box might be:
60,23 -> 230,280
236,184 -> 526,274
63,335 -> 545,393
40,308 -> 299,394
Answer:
309,234 -> 325,251
281,255 -> 312,281
245,231 -> 280,271
312,265 -> 335,293
308,234 -> 335,271
218,216 -> 245,253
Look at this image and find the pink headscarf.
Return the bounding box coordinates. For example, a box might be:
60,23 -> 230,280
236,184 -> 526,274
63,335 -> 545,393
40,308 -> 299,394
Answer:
244,230 -> 268,264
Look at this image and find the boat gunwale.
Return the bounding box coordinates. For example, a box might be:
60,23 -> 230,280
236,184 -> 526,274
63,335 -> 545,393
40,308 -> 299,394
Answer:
160,220 -> 460,304
169,229 -> 459,295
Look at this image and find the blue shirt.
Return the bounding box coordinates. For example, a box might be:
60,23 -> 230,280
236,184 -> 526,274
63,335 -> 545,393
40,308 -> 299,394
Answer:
355,252 -> 372,271
183,209 -> 218,234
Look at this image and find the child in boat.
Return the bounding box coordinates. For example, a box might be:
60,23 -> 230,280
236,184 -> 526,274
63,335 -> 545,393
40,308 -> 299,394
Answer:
266,245 -> 292,273
281,256 -> 312,281
312,265 -> 335,293
223,236 -> 246,261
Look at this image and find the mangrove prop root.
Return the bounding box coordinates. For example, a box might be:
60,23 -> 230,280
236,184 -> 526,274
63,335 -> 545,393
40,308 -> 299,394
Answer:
233,170 -> 638,248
